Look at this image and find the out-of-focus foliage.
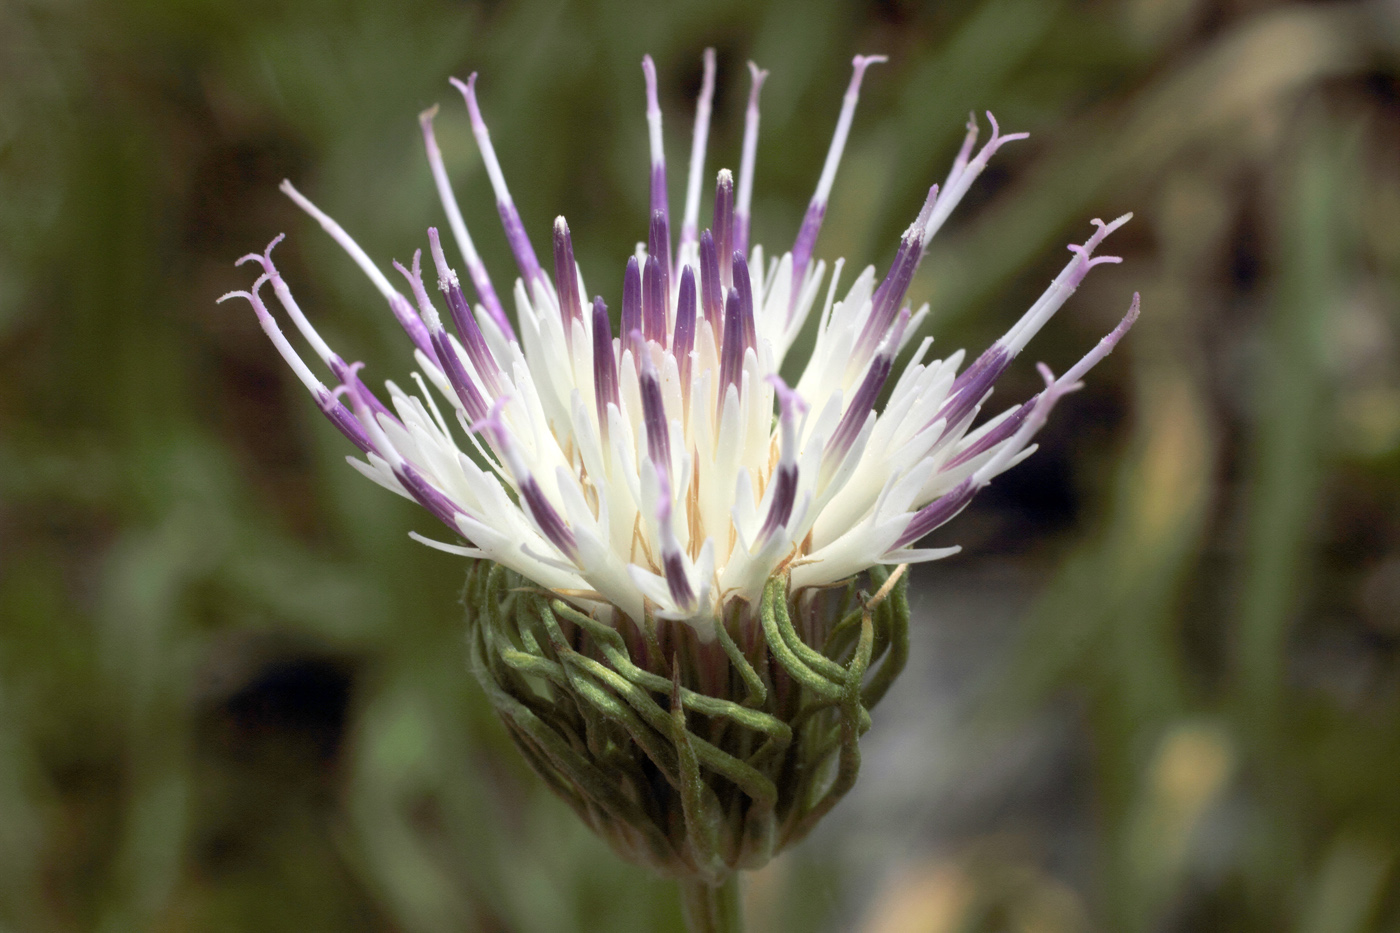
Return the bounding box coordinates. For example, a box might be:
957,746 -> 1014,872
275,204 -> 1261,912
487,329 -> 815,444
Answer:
2,0 -> 1399,930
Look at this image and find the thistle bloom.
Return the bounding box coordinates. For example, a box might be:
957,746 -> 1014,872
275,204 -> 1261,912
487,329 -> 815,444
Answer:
222,53 -> 1137,638
222,54 -> 1136,913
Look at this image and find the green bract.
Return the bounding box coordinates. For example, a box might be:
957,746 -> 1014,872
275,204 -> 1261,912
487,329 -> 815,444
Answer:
463,560 -> 910,883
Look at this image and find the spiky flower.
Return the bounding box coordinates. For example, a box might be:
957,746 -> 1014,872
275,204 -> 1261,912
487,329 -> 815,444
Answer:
222,51 -> 1136,911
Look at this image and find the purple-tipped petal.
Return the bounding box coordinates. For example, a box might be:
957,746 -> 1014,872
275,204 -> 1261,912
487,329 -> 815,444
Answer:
674,266 -> 697,389
621,255 -> 642,342
591,296 -> 619,433
552,216 -> 584,331
714,169 -> 735,289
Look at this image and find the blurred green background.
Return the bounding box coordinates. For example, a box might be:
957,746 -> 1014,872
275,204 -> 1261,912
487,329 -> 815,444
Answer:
3,0 -> 1400,930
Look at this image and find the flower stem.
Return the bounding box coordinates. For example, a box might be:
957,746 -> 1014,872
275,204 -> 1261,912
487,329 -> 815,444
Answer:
679,875 -> 744,933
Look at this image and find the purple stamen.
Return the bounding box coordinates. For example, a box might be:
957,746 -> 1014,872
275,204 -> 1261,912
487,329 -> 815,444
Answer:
591,296 -> 619,433
621,255 -> 642,343
663,550 -> 696,611
427,230 -> 503,395
757,463 -> 798,545
553,216 -> 584,332
398,460 -> 471,532
643,254 -> 667,346
718,287 -> 745,410
674,266 -> 697,389
731,251 -> 757,353
932,344 -> 1007,434
452,74 -> 544,290
313,386 -> 374,454
734,62 -> 768,258
521,475 -> 579,560
826,352 -> 891,467
642,55 -> 672,279
714,169 -> 735,290
892,477 -> 978,549
854,221 -> 925,363
945,399 -> 1034,470
699,229 -> 723,342
647,210 -> 671,329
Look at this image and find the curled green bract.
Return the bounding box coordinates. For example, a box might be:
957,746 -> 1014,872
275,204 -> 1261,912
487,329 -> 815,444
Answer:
463,561 -> 910,883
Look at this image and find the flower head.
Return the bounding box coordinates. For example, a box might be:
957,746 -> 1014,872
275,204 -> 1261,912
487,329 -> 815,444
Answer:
222,53 -> 1136,636
220,49 -> 1139,883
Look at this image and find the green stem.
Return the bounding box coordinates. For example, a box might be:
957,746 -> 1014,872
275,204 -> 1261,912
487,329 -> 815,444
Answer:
679,875 -> 744,933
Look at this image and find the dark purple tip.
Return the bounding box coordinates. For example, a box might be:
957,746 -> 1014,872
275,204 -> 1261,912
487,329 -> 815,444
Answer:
621,256 -> 642,343
892,477 -> 979,550
719,287 -> 745,408
932,344 -> 1009,432
315,387 -> 373,454
855,229 -> 923,363
699,229 -> 723,339
674,266 -> 696,388
826,352 -> 893,466
591,296 -> 619,427
643,253 -> 667,347
401,462 -> 469,531
731,252 -> 757,353
553,217 -> 583,330
521,476 -> 579,560
431,328 -> 489,423
756,463 -> 798,545
663,550 -> 695,610
714,170 -> 735,289
945,397 -> 1034,470
638,351 -> 671,479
